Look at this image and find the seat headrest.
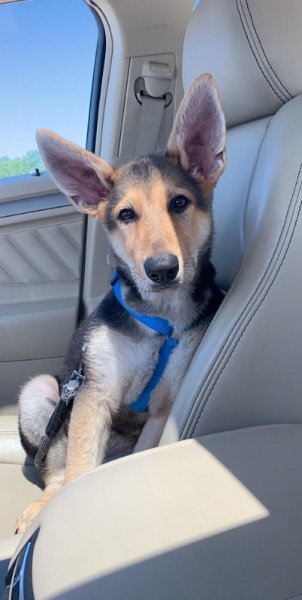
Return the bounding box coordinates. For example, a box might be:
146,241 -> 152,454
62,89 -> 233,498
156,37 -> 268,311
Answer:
183,0 -> 302,127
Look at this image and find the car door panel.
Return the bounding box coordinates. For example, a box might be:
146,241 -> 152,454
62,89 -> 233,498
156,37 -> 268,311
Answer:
0,175 -> 83,413
0,0 -> 192,412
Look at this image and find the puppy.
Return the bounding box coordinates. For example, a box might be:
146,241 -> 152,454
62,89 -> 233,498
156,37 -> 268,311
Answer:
17,73 -> 226,532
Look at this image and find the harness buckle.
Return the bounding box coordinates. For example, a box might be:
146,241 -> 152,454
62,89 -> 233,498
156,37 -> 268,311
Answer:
60,370 -> 85,405
34,348 -> 87,469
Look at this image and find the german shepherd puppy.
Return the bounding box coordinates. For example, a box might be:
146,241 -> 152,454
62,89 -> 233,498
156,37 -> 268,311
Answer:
17,74 -> 226,532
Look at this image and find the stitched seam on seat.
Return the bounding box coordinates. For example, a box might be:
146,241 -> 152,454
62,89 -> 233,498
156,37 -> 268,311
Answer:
192,192 -> 302,436
190,162 -> 302,437
236,0 -> 285,103
182,119 -> 273,437
245,0 -> 292,100
238,0 -> 286,102
241,117 -> 272,248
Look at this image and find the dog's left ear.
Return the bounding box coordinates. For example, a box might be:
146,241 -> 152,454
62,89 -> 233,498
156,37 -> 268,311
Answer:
36,129 -> 114,219
167,73 -> 226,185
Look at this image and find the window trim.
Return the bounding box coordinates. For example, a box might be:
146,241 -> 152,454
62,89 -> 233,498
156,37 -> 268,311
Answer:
0,171 -> 59,204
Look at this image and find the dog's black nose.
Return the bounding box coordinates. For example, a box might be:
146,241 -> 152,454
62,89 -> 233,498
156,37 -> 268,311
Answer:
144,253 -> 179,285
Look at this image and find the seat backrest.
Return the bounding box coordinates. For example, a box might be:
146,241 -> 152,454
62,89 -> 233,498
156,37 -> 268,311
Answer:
161,0 -> 302,444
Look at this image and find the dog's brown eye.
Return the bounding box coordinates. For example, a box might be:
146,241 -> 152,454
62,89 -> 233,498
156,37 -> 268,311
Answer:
118,208 -> 137,223
170,195 -> 189,213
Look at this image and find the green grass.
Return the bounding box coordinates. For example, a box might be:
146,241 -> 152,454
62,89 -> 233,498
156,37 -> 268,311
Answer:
0,150 -> 45,178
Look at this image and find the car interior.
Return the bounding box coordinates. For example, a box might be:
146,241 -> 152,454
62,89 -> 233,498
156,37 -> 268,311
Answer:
1,0 -> 302,598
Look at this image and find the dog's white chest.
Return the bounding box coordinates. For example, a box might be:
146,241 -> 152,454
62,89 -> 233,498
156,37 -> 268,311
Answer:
86,323 -> 203,412
86,325 -> 163,408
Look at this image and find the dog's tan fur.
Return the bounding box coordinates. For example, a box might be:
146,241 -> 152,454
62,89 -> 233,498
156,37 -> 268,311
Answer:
17,74 -> 226,533
110,175 -> 211,283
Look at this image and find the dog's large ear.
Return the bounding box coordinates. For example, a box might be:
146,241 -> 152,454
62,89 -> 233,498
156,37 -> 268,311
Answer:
36,129 -> 114,219
167,74 -> 226,185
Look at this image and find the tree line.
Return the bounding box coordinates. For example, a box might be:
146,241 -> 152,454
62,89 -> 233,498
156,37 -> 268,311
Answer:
0,150 -> 45,178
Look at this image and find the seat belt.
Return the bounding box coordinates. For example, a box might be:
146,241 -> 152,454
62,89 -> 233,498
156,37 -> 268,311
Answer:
133,94 -> 166,156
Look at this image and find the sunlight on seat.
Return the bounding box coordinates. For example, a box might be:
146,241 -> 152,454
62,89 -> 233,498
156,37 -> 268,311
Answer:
39,438 -> 269,597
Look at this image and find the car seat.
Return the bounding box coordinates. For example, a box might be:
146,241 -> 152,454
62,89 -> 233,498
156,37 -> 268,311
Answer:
2,1 -> 302,598
162,0 -> 302,444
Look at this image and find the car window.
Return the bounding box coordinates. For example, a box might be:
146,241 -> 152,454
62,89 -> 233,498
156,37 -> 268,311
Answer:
0,0 -> 98,179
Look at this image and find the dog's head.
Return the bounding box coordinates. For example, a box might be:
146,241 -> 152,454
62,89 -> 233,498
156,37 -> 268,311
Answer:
36,74 -> 226,296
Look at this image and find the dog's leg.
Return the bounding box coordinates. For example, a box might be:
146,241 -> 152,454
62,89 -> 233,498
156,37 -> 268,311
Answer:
133,415 -> 168,453
19,374 -> 60,457
63,382 -> 112,484
17,376 -> 69,532
16,430 -> 67,532
16,472 -> 64,534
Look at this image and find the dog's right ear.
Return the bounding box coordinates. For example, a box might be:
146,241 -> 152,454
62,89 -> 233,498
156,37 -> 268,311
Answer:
167,74 -> 226,187
36,129 -> 114,219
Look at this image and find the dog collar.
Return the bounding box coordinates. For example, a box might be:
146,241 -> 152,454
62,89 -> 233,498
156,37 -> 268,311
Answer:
112,272 -> 179,412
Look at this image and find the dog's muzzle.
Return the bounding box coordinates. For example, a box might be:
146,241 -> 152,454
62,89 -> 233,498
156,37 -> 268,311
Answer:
144,253 -> 179,285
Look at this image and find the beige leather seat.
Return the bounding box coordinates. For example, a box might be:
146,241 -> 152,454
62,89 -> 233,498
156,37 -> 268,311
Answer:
161,0 -> 302,444
0,417 -> 42,593
3,1 -> 302,598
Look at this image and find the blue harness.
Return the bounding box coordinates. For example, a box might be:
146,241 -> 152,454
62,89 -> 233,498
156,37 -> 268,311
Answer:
34,273 -> 180,468
112,273 -> 179,412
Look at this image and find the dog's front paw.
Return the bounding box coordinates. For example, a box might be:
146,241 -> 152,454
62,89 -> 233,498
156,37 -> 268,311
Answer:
16,500 -> 45,533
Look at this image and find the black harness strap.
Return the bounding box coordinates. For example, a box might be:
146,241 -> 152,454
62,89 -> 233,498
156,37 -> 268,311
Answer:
34,345 -> 87,470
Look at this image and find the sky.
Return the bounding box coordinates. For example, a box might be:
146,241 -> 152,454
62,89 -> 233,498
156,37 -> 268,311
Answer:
0,0 -> 98,158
